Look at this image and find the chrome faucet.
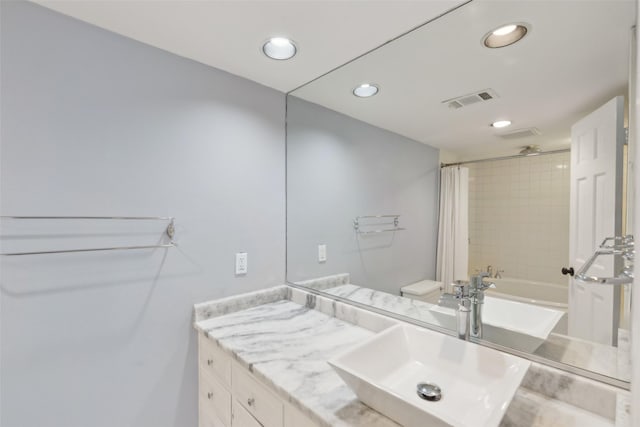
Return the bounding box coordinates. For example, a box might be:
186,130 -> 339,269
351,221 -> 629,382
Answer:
469,273 -> 495,338
451,273 -> 496,339
452,281 -> 470,339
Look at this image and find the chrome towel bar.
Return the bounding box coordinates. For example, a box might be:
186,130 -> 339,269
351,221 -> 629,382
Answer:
354,215 -> 405,235
575,235 -> 634,285
0,216 -> 176,256
1,243 -> 176,257
0,216 -> 174,220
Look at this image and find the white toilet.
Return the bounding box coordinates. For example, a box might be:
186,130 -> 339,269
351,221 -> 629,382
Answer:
400,279 -> 443,304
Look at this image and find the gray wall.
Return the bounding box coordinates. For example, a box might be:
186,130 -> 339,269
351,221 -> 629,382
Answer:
287,96 -> 440,293
0,2 -> 285,426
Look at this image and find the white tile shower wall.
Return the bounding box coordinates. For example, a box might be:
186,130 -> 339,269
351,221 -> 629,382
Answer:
467,152 -> 571,286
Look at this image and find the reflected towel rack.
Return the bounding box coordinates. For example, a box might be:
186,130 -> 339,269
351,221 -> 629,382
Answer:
575,235 -> 634,285
0,216 -> 176,256
354,215 -> 405,235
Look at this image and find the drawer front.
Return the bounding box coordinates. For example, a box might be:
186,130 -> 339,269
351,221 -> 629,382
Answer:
199,334 -> 232,388
284,402 -> 318,427
232,399 -> 262,427
232,363 -> 283,427
199,372 -> 232,427
199,405 -> 228,427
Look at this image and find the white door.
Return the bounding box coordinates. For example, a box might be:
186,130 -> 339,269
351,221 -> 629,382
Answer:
568,96 -> 624,346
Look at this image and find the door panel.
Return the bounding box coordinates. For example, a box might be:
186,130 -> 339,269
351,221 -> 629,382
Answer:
568,96 -> 624,345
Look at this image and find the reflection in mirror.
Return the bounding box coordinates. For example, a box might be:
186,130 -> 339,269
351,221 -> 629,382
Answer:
286,0 -> 636,386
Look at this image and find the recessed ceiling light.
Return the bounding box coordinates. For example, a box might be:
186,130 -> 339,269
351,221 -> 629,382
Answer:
262,37 -> 297,60
353,83 -> 379,98
483,23 -> 529,48
491,120 -> 512,128
492,24 -> 517,36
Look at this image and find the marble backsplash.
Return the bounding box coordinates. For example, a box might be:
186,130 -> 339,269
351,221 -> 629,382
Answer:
193,285 -> 290,322
294,273 -> 351,291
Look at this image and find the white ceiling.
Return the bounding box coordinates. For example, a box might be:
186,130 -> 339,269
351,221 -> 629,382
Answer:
293,0 -> 636,161
31,0 -> 636,160
32,0 -> 465,93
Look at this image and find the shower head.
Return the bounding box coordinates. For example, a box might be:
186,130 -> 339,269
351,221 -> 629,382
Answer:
519,145 -> 542,156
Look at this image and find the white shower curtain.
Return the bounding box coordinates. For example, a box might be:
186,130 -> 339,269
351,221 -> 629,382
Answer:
436,166 -> 469,293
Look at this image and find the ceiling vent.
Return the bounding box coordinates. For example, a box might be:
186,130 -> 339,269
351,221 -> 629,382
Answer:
442,89 -> 499,109
498,127 -> 541,139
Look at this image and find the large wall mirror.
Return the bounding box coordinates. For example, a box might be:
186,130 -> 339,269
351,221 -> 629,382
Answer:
286,0 -> 635,387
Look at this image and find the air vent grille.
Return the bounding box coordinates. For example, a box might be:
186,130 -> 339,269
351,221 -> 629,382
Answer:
499,127 -> 542,139
442,89 -> 499,109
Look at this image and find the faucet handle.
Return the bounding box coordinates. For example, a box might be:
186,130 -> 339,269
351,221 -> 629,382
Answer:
478,281 -> 496,291
452,281 -> 468,298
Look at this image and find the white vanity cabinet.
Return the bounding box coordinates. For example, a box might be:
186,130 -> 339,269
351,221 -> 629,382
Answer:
283,401 -> 318,427
232,400 -> 263,427
198,333 -> 232,427
198,332 -> 319,427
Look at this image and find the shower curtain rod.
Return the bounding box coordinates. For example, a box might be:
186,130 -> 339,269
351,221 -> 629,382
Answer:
441,148 -> 570,168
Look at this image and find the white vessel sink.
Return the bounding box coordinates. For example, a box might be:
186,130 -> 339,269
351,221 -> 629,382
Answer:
483,296 -> 564,338
429,296 -> 564,353
329,324 -> 530,427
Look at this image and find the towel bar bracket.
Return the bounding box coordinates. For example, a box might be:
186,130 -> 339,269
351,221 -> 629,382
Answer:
166,219 -> 175,240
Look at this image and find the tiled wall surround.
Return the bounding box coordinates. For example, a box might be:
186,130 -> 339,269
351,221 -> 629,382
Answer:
468,151 -> 571,286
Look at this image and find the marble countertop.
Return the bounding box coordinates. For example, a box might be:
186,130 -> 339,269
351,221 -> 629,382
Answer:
195,299 -> 400,427
194,285 -> 623,427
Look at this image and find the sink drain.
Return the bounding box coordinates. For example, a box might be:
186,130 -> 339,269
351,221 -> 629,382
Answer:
416,382 -> 442,401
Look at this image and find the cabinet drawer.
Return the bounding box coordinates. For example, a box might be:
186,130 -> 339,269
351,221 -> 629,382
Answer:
199,333 -> 232,388
199,371 -> 232,427
199,406 -> 228,427
232,362 -> 283,427
284,401 -> 318,427
232,399 -> 262,427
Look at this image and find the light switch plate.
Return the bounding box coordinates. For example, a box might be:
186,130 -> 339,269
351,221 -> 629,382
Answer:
318,244 -> 327,263
235,252 -> 248,275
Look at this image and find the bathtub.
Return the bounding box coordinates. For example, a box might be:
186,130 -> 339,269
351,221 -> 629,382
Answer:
485,277 -> 568,311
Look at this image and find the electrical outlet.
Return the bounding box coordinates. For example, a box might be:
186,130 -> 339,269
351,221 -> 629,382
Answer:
318,244 -> 327,263
235,252 -> 248,275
